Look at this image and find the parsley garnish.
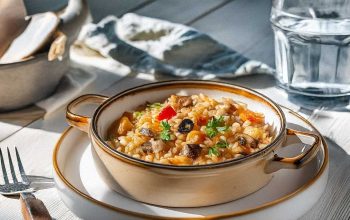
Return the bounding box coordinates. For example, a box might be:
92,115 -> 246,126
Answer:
160,120 -> 171,141
205,116 -> 229,138
208,140 -> 228,157
215,140 -> 228,148
208,147 -> 220,157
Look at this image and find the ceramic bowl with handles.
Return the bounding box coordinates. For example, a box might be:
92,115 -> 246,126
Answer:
66,80 -> 320,207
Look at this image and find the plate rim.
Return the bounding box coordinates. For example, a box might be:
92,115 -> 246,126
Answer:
53,106 -> 329,219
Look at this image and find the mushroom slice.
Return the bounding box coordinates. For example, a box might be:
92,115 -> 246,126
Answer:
177,96 -> 193,107
139,127 -> 154,137
234,134 -> 258,148
170,95 -> 193,109
227,103 -> 237,114
141,141 -> 153,153
183,144 -> 202,159
0,12 -> 60,64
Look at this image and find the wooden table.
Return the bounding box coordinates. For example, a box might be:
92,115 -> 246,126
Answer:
0,0 -> 349,219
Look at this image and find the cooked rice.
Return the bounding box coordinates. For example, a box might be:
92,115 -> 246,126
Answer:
107,94 -> 273,166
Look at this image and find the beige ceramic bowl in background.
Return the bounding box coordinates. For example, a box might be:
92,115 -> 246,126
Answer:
66,80 -> 321,207
0,0 -> 89,111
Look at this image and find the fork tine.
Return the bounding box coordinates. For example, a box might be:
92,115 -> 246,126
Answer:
0,148 -> 9,184
7,147 -> 18,183
15,147 -> 29,183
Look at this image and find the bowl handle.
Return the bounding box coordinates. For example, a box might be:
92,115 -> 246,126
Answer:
66,94 -> 108,133
265,128 -> 321,174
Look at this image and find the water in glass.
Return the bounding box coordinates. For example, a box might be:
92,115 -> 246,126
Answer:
271,0 -> 350,97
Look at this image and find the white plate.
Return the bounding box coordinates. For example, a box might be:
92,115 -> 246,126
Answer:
53,106 -> 329,220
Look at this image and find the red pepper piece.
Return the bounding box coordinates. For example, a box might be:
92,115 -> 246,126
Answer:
197,116 -> 208,126
157,105 -> 176,121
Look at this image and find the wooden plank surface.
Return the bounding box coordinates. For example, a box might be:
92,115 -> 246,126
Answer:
88,0 -> 151,22
134,0 -> 229,24
0,106 -> 45,141
191,0 -> 275,67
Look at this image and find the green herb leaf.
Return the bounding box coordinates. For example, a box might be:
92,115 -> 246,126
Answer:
160,120 -> 171,130
207,116 -> 223,127
215,140 -> 228,148
160,131 -> 171,141
160,120 -> 171,141
205,127 -> 217,138
205,116 -> 228,138
208,139 -> 227,157
208,147 -> 220,157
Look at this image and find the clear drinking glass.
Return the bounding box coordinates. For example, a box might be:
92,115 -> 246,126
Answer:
271,0 -> 350,97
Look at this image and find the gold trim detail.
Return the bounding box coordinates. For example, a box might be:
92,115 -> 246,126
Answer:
53,106 -> 328,219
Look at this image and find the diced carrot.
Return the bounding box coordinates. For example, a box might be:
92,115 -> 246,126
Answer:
168,155 -> 192,165
186,130 -> 206,144
239,110 -> 264,124
117,116 -> 134,135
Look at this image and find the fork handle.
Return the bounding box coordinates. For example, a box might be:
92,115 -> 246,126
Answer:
20,193 -> 52,220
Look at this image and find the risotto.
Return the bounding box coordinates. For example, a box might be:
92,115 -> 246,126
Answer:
107,94 -> 273,165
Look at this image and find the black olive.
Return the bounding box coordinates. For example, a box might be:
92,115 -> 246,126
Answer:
139,128 -> 154,137
184,144 -> 202,159
178,119 -> 194,133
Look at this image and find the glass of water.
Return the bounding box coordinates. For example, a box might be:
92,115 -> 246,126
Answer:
271,0 -> 350,97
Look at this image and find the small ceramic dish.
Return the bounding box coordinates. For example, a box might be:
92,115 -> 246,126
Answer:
0,0 -> 89,111
66,80 -> 321,207
54,106 -> 328,220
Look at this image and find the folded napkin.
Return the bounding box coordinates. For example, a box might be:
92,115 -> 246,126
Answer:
77,13 -> 273,79
76,13 -> 350,154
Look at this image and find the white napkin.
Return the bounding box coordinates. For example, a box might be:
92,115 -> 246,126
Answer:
77,13 -> 273,78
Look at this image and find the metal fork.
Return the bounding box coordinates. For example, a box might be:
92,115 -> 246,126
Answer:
0,147 -> 51,220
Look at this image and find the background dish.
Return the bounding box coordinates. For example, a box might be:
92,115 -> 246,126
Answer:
0,0 -> 88,111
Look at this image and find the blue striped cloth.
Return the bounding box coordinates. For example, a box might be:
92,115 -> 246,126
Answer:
78,13 -> 273,79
